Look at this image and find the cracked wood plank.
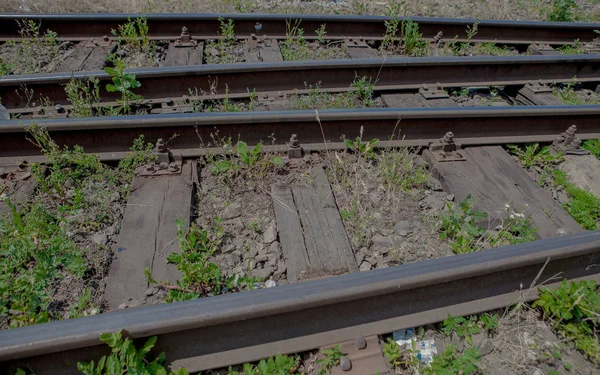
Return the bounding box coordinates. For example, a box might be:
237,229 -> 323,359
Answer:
272,166 -> 357,283
105,161 -> 193,309
426,146 -> 583,238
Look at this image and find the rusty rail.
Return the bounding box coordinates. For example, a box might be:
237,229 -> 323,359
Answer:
0,13 -> 599,44
1,230 -> 600,374
1,55 -> 600,110
0,105 -> 599,166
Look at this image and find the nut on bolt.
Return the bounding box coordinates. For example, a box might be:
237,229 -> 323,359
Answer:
288,134 -> 302,159
339,356 -> 352,371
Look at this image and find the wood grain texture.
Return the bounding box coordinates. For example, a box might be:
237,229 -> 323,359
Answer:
272,166 -> 357,282
427,146 -> 583,238
105,161 -> 193,309
243,39 -> 283,62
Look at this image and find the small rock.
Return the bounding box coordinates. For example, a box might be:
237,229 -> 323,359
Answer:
265,279 -> 277,288
223,244 -> 236,253
269,241 -> 281,254
393,220 -> 412,234
371,234 -> 394,251
556,228 -> 567,236
144,286 -> 158,296
446,194 -> 455,201
373,212 -> 383,220
359,260 -> 372,271
427,177 -> 443,191
222,202 -> 242,219
232,250 -> 242,259
253,266 -> 274,280
557,191 -> 569,204
369,192 -> 383,205
92,233 -> 109,246
339,356 -> 352,371
477,339 -> 494,356
233,238 -> 245,249
532,369 -> 544,375
0,104 -> 10,120
472,332 -> 486,345
255,254 -> 269,262
263,223 -> 278,244
110,191 -> 120,202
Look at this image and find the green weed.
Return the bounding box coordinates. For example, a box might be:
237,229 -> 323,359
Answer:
380,148 -> 430,192
228,354 -> 300,375
316,24 -> 327,45
547,0 -> 578,22
351,75 -> 375,107
442,314 -> 482,345
451,23 -> 479,56
280,20 -> 343,61
401,19 -> 427,56
382,0 -> 404,51
533,280 -> 600,364
291,76 -> 375,110
77,331 -> 188,375
3,20 -> 61,75
507,143 -> 564,170
112,16 -> 151,52
553,80 -> 599,105
317,346 -> 344,375
558,39 -> 584,55
146,217 -> 258,302
425,345 -> 483,375
583,139 -> 600,159
204,18 -> 239,64
104,58 -> 144,114
474,42 -> 517,56
552,169 -> 600,230
344,133 -> 379,160
65,77 -> 104,117
383,337 -> 423,373
439,195 -> 537,254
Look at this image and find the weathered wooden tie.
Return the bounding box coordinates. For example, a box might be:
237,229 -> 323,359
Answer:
56,41 -> 115,72
272,165 -> 358,283
243,38 -> 283,62
424,144 -> 583,238
105,160 -> 194,309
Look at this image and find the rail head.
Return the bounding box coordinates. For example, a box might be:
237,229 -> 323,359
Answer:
1,230 -> 600,373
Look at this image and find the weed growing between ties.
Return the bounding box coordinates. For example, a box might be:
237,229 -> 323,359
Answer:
0,20 -> 62,75
327,126 -> 432,249
69,330 -> 304,375
384,336 -> 483,375
583,139 -> 600,159
552,79 -> 600,105
547,0 -> 578,22
508,142 -> 600,230
0,126 -> 155,329
145,217 -> 260,302
381,1 -> 427,57
280,20 -> 348,61
65,77 -> 104,117
533,280 -> 600,364
558,39 -> 584,55
111,16 -> 159,68
289,76 -> 376,110
186,86 -> 258,113
438,194 -> 537,254
204,18 -> 245,64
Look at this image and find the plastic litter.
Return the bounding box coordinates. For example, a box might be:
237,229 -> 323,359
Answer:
393,328 -> 438,365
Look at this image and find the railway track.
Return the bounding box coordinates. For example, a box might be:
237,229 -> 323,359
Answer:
1,12 -> 600,375
1,231 -> 600,374
1,13 -> 599,44
1,55 -> 599,114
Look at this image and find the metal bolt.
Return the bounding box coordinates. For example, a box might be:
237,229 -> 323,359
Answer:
159,162 -> 169,170
566,124 -> 577,137
278,91 -> 284,98
168,162 -> 180,172
263,94 -> 269,99
442,131 -> 455,144
103,35 -> 109,42
255,22 -> 263,32
155,139 -> 167,153
180,26 -> 191,43
55,104 -> 64,114
339,356 -> 352,371
355,336 -> 367,350
166,97 -> 174,106
290,134 -> 300,148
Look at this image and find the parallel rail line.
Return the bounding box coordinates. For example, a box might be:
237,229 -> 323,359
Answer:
1,55 -> 599,110
1,13 -> 600,45
1,105 -> 599,165
1,231 -> 600,374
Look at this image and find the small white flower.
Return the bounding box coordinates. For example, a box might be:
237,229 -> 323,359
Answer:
504,203 -> 510,209
516,213 -> 525,219
0,193 -> 6,201
509,213 -> 515,219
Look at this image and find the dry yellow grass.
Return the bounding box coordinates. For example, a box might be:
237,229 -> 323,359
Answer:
1,0 -> 599,22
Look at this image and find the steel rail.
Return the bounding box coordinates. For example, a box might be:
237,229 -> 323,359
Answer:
0,105 -> 599,166
1,230 -> 600,374
0,13 -> 599,44
1,55 -> 600,110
